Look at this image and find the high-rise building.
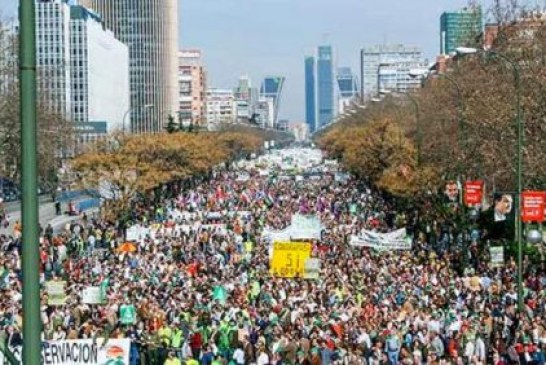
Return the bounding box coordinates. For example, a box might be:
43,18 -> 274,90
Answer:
178,49 -> 207,128
304,56 -> 316,133
254,98 -> 275,129
260,76 -> 285,127
336,67 -> 359,115
317,46 -> 335,129
34,0 -> 129,143
206,88 -> 235,128
360,44 -> 427,99
440,7 -> 482,55
79,0 -> 179,134
35,0 -> 72,118
234,75 -> 258,123
70,5 -> 130,142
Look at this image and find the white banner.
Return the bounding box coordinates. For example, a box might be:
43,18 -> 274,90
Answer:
126,224 -> 150,242
290,214 -> 322,240
0,338 -> 130,365
82,286 -> 103,305
350,228 -> 412,250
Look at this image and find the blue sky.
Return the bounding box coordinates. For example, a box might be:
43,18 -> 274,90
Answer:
180,0 -> 477,120
2,0 -> 518,120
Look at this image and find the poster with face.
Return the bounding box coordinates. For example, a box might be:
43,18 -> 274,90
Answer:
493,194 -> 513,222
444,181 -> 460,203
480,193 -> 515,241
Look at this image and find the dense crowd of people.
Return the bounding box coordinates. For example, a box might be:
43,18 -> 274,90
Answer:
0,147 -> 545,365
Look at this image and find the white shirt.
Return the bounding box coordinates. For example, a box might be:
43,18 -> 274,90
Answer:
233,348 -> 245,364
257,352 -> 270,365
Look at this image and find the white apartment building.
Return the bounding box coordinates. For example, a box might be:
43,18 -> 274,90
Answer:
35,0 -> 130,144
178,50 -> 207,127
206,88 -> 236,129
70,5 -> 129,142
360,44 -> 428,99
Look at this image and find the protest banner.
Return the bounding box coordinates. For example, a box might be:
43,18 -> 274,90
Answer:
464,181 -> 484,206
489,246 -> 504,267
270,242 -> 312,278
303,258 -> 321,280
290,214 -> 322,240
522,191 -> 546,223
0,338 -> 130,365
350,228 -> 412,250
82,286 -> 103,305
262,228 -> 293,243
46,280 -> 67,306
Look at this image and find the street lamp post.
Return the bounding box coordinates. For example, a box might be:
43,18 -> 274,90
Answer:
20,0 -> 41,364
456,46 -> 524,312
122,104 -> 154,135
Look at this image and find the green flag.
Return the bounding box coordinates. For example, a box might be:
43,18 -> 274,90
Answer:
212,286 -> 228,304
120,304 -> 136,325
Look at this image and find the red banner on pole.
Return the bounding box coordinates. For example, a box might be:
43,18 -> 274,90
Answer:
521,191 -> 546,222
464,181 -> 484,206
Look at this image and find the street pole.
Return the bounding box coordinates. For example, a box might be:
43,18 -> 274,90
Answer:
122,107 -> 132,135
20,0 -> 41,364
485,51 -> 523,312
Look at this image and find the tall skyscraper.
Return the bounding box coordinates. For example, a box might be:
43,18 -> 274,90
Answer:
336,67 -> 359,115
316,46 -> 335,128
360,44 -> 427,99
260,76 -> 285,127
304,56 -> 316,133
35,0 -> 72,118
79,0 -> 179,134
178,50 -> 207,127
440,7 -> 482,55
35,0 -> 129,143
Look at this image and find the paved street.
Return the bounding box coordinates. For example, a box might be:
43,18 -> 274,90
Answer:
1,197 -> 98,235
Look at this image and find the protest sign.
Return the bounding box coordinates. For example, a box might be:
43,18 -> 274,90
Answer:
125,225 -> 150,242
46,280 -> 67,306
290,214 -> 322,240
350,228 -> 411,250
489,246 -> 504,267
82,286 -> 103,305
464,181 -> 484,206
303,258 -> 321,280
270,242 -> 312,278
522,191 -> 546,222
0,338 -> 130,365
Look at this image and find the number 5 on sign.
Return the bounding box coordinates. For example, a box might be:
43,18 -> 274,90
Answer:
270,242 -> 312,278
